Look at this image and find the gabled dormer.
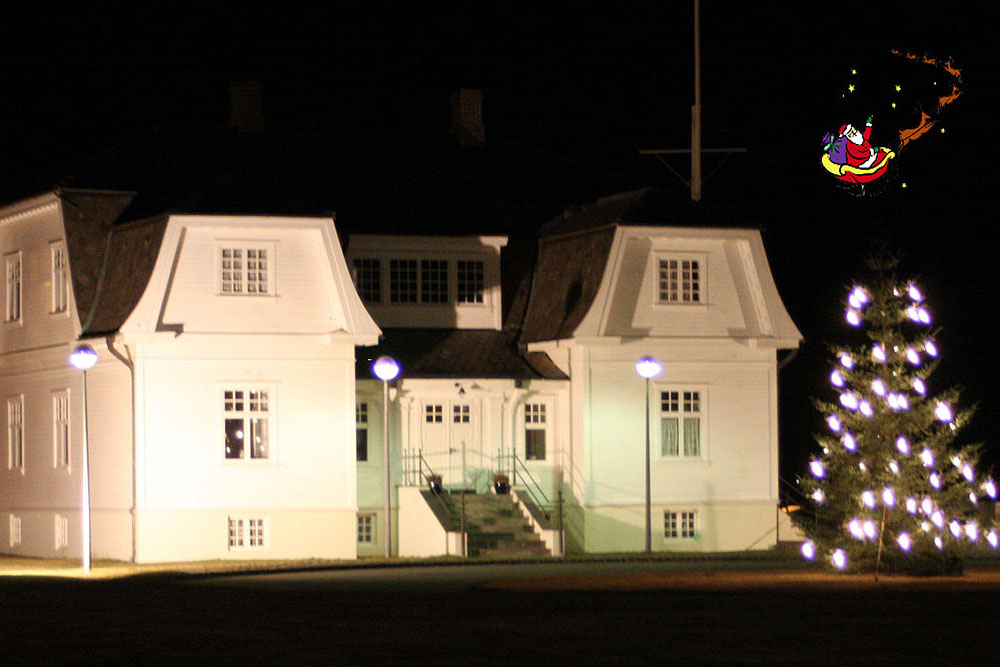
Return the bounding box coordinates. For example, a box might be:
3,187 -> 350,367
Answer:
346,234 -> 508,330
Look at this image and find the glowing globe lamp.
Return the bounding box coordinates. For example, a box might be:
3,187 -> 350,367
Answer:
70,345 -> 98,371
372,356 -> 401,382
635,357 -> 663,379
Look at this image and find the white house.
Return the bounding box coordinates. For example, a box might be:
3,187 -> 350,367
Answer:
2,185 -> 801,562
1,189 -> 379,562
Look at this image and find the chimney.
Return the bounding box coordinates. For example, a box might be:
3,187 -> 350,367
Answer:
450,88 -> 485,147
228,81 -> 265,133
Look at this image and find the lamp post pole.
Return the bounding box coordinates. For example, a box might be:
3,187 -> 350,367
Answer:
635,357 -> 663,554
372,356 -> 400,558
70,344 -> 98,574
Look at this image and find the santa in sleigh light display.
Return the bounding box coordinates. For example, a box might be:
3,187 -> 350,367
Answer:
821,115 -> 895,185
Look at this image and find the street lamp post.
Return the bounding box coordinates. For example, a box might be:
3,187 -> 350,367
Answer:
70,344 -> 98,573
372,355 -> 401,558
635,356 -> 663,553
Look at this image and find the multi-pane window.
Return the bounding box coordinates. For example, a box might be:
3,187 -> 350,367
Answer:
220,247 -> 269,295
357,513 -> 375,543
525,403 -> 547,461
223,388 -> 270,460
665,511 -> 698,539
9,514 -> 21,547
658,258 -> 701,303
420,260 -> 448,303
352,259 -> 381,303
453,404 -> 470,423
425,404 -> 443,423
389,259 -> 418,303
53,391 -> 70,469
660,390 -> 702,458
51,243 -> 68,313
456,260 -> 485,304
356,402 -> 369,462
6,253 -> 21,322
8,396 -> 23,471
228,517 -> 267,549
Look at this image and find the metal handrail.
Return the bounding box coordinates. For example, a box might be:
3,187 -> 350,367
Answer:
500,453 -> 552,521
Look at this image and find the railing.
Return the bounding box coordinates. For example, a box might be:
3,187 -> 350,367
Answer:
497,452 -> 552,521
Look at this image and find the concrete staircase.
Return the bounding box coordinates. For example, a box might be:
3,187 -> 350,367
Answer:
445,492 -> 550,558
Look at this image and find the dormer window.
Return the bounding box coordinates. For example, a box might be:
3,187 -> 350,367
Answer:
352,259 -> 381,303
220,246 -> 270,295
657,257 -> 701,304
457,260 -> 485,304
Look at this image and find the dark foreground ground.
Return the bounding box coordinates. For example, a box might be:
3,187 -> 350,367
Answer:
3,560 -> 1000,665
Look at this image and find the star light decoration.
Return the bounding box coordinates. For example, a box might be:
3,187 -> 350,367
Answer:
799,279 -> 998,572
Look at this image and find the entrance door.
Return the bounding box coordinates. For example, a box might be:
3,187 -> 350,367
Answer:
449,403 -> 476,489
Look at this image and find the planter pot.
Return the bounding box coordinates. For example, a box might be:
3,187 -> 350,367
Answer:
493,481 -> 510,495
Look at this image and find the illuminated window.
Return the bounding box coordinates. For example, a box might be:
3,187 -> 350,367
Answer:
456,260 -> 485,304
357,513 -> 376,543
6,252 -> 21,322
7,396 -> 23,471
55,514 -> 69,550
356,402 -> 369,462
228,517 -> 267,549
389,258 -> 450,304
389,259 -> 418,303
352,259 -> 381,303
425,404 -> 443,423
223,388 -> 271,460
51,243 -> 68,313
9,514 -> 21,547
220,247 -> 269,295
453,404 -> 470,423
665,511 -> 698,539
525,403 -> 547,461
658,258 -> 701,303
53,391 -> 70,469
660,389 -> 702,458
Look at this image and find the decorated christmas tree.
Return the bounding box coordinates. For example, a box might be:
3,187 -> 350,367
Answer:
795,257 -> 998,574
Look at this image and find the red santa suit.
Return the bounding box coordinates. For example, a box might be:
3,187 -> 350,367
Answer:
841,123 -> 876,168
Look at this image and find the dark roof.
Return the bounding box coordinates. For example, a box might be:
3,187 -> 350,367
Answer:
356,329 -> 566,380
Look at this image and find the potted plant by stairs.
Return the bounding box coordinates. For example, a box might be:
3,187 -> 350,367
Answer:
493,473 -> 510,495
426,473 -> 443,494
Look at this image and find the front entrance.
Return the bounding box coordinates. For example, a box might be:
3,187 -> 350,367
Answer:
420,400 -> 484,489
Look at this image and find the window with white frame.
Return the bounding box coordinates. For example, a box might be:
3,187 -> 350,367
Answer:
356,402 -> 369,462
352,259 -> 381,303
456,260 -> 485,304
524,403 -> 547,461
389,259 -> 418,303
55,514 -> 68,550
228,516 -> 267,549
388,258 -> 451,304
53,391 -> 70,469
357,513 -> 375,543
6,252 -> 21,322
657,257 -> 701,303
8,396 -> 23,471
51,243 -> 68,313
220,246 -> 269,295
223,388 -> 271,460
9,514 -> 21,547
425,404 -> 443,423
453,404 -> 470,423
420,260 -> 448,303
665,511 -> 698,539
660,389 -> 702,458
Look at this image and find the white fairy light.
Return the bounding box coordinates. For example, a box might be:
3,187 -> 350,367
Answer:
905,305 -> 920,322
969,492 -> 978,505
848,286 -> 870,309
887,393 -> 900,410
920,448 -> 934,467
810,460 -> 825,479
840,353 -> 855,369
840,393 -> 859,410
801,541 -> 816,560
907,284 -> 923,302
827,414 -> 842,432
913,377 -> 926,395
905,497 -> 918,514
962,464 -> 974,482
897,532 -> 912,551
859,400 -> 874,417
921,497 -> 934,515
889,460 -> 901,475
934,536 -> 944,550
861,490 -> 876,509
896,394 -> 909,411
842,433 -> 857,451
882,488 -> 896,507
951,455 -> 962,468
893,287 -> 902,297
930,472 -> 942,489
985,479 -> 997,500
872,344 -> 887,363
863,519 -> 878,540
966,522 -> 979,542
935,402 -> 953,422
924,340 -> 938,357
949,520 -> 962,538
812,488 -> 826,504
987,530 -> 999,549
905,347 -> 921,365
830,370 -> 846,387
895,436 -> 910,455
846,309 -> 862,326
871,378 -> 887,396
931,510 -> 945,528
859,461 -> 867,472
832,549 -> 847,569
849,518 -> 865,540
917,307 -> 931,325
921,521 -> 931,532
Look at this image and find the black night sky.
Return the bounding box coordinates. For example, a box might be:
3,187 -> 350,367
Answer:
2,2 -> 998,481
